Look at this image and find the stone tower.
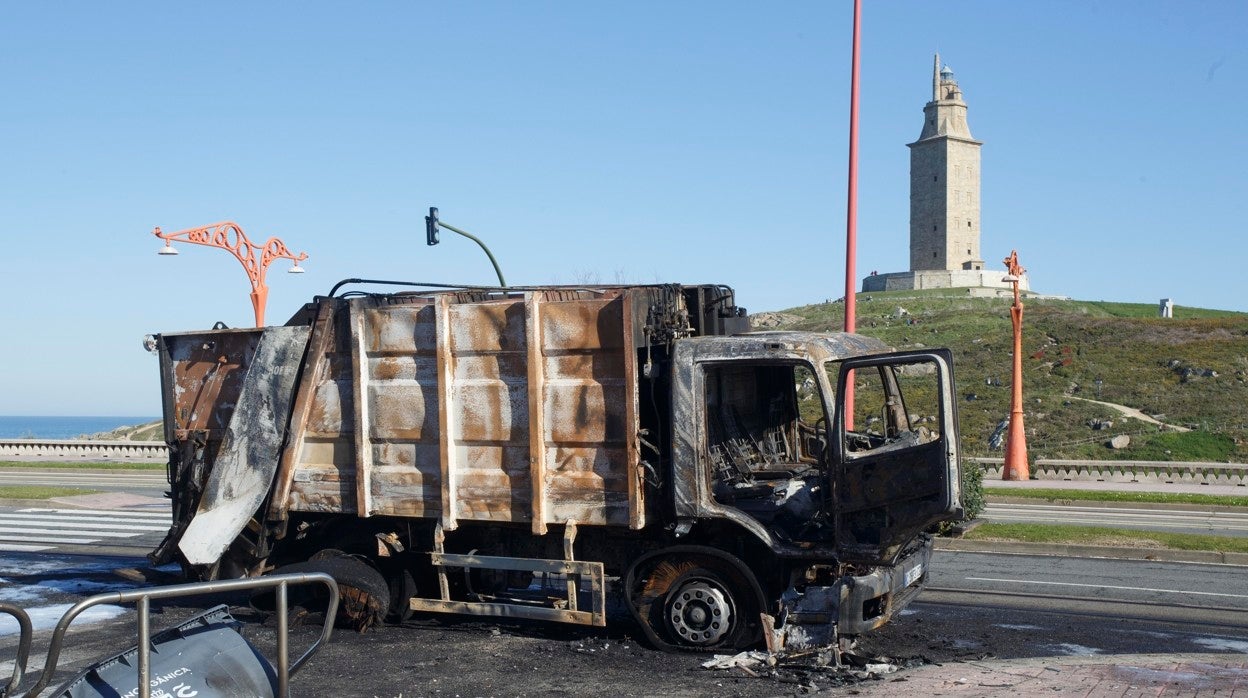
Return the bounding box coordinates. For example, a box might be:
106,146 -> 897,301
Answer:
908,54 -> 984,272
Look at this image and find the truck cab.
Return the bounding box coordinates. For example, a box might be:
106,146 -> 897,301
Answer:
625,331 -> 961,648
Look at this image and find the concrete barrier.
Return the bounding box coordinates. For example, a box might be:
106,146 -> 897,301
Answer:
0,439 -> 169,462
968,456 -> 1248,487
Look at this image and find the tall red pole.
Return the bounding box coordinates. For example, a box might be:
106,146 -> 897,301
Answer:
843,0 -> 862,427
1002,250 -> 1030,480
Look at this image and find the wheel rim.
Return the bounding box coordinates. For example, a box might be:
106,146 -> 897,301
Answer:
666,577 -> 733,646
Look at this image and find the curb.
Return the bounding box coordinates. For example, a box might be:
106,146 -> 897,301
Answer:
935,537 -> 1248,565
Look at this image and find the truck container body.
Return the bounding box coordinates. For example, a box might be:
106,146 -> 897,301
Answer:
150,282 -> 962,650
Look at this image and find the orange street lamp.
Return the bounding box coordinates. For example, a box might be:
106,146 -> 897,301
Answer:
1002,249 -> 1030,480
153,221 -> 308,328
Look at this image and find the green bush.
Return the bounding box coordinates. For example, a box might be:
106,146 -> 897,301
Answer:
960,458 -> 985,521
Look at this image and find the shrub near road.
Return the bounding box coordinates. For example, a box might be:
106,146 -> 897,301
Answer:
770,291 -> 1248,463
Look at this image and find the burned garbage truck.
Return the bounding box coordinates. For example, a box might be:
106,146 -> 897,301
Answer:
150,282 -> 962,651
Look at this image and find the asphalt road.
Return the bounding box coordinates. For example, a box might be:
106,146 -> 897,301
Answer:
3,548 -> 1247,696
983,501 -> 1248,537
0,468 -> 167,498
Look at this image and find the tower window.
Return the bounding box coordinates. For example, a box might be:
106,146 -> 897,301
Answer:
967,221 -> 972,227
933,252 -> 938,258
933,175 -> 938,182
933,225 -> 937,231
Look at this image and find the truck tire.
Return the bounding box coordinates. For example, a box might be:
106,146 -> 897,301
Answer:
252,553 -> 390,632
624,546 -> 766,652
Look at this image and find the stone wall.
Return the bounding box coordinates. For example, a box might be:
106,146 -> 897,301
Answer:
862,269 -> 1030,293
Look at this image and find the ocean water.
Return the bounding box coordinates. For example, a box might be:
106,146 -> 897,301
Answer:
0,416 -> 158,440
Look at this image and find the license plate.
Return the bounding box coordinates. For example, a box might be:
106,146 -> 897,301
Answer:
903,563 -> 923,587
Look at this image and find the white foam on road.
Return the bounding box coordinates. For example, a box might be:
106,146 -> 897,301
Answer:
0,603 -> 127,636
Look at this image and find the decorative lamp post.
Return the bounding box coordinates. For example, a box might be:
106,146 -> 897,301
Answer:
1002,249 -> 1029,480
153,221 -> 308,328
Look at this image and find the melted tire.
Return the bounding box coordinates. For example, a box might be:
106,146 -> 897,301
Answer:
252,554 -> 390,632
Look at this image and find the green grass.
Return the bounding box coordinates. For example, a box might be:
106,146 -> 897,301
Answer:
768,289 -> 1248,463
965,522 -> 1248,554
987,487 -> 1248,508
0,485 -> 102,499
0,460 -> 165,470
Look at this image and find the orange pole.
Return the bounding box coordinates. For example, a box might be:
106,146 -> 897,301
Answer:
1002,250 -> 1029,480
153,222 -> 307,328
843,0 -> 862,429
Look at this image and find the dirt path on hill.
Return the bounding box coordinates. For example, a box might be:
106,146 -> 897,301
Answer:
1067,396 -> 1190,432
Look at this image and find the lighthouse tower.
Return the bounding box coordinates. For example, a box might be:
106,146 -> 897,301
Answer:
908,54 -> 984,272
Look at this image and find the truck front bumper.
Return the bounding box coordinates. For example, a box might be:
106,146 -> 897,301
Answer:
770,537 -> 933,649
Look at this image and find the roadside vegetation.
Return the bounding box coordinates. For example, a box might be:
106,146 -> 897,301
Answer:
965,522 -> 1248,554
762,290 -> 1248,462
987,487 -> 1248,508
0,485 -> 101,499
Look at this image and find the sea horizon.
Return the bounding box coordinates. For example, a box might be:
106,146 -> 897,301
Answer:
0,416 -> 159,440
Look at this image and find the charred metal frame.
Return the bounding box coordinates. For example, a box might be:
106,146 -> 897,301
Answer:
411,521 -> 607,626
0,604 -> 31,698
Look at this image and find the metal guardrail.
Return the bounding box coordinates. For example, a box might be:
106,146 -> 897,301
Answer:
0,440 -> 169,462
15,572 -> 339,698
0,604 -> 32,698
970,457 -> 1248,486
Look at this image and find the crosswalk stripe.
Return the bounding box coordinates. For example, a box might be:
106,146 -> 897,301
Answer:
0,532 -> 100,544
17,508 -> 170,519
0,516 -> 168,531
0,526 -> 140,539
0,542 -> 54,552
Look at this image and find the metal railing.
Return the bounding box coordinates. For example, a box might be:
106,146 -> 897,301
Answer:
15,572 -> 339,698
970,456 -> 1248,486
0,604 -> 32,698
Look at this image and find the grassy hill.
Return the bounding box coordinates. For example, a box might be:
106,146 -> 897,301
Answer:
759,290 -> 1248,463
88,419 -> 164,441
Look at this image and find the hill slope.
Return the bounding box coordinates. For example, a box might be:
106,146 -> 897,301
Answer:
759,290 -> 1248,462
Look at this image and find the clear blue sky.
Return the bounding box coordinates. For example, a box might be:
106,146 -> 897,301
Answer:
1,2 -> 1244,416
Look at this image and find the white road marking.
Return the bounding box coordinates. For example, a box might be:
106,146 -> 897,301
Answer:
0,526 -> 141,539
966,576 -> 1248,599
0,543 -> 54,552
0,515 -> 167,531
17,508 -> 169,519
0,533 -> 100,544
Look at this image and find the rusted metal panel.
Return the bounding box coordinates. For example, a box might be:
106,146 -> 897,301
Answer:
350,304 -> 374,517
162,329 -> 264,441
435,294 -> 459,530
539,294 -> 632,527
620,292 -> 643,529
285,302 -> 358,515
275,290 -> 644,531
525,293 -> 549,535
270,301 -> 336,520
178,325 -> 310,565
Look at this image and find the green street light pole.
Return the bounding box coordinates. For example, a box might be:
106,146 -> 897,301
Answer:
425,207 -> 507,287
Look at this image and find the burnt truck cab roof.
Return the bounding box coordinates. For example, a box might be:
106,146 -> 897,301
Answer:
667,329 -> 962,566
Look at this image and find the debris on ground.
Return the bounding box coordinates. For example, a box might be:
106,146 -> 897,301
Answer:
702,644 -> 909,690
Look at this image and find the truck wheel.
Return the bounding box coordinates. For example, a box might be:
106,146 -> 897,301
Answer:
384,566 -> 417,624
252,554 -> 390,632
625,547 -> 765,652
663,568 -> 738,647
